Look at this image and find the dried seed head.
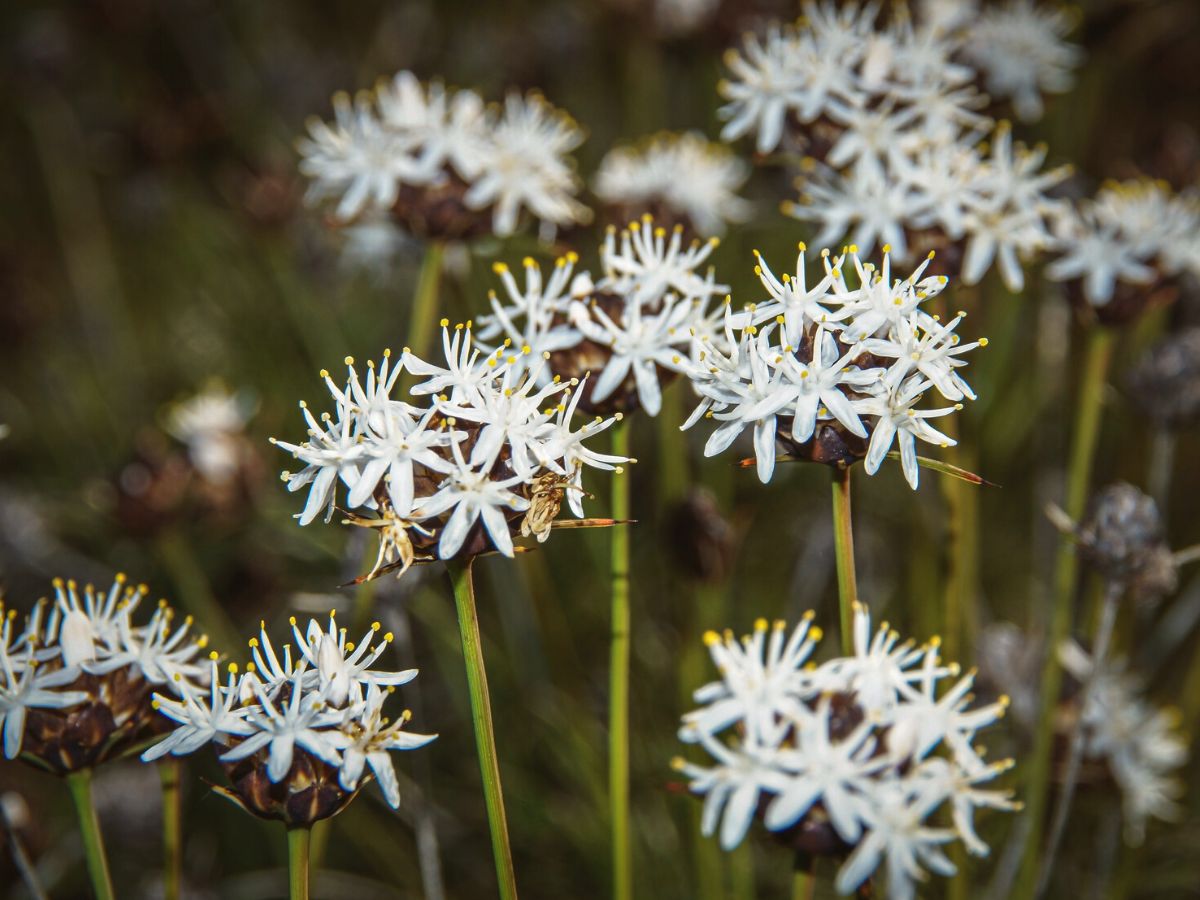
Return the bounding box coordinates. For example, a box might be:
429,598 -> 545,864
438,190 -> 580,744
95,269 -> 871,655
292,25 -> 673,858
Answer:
1077,482 -> 1170,589
1126,328 -> 1200,429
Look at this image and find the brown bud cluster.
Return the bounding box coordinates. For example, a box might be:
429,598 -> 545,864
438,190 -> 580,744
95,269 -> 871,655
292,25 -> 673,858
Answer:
215,739 -> 355,827
389,172 -> 497,242
20,665 -> 169,775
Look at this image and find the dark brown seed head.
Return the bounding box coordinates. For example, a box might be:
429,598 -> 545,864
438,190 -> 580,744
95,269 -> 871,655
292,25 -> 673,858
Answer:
1126,327 -> 1200,428
1077,482 -> 1169,588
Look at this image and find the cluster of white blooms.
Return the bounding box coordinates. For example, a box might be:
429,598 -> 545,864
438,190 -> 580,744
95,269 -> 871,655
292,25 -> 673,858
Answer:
681,245 -> 983,489
0,576 -> 208,762
1058,641 -> 1187,843
299,71 -> 590,238
719,2 -> 1074,290
476,218 -> 728,418
675,605 -> 1016,900
957,0 -> 1083,122
1047,178 -> 1200,307
165,384 -> 257,484
593,132 -> 752,235
272,320 -> 629,570
143,614 -> 434,811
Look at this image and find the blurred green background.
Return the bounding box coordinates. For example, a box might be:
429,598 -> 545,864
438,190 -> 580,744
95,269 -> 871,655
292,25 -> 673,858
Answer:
2,0 -> 1200,897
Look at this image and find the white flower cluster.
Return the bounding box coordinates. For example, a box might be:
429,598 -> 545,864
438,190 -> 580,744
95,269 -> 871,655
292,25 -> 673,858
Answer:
957,0 -> 1083,122
719,3 -> 1073,290
681,245 -> 983,489
272,321 -> 628,567
675,605 -> 1016,900
1048,178 -> 1200,307
165,384 -> 256,485
0,576 -> 208,760
594,132 -> 752,236
1058,641 -> 1187,844
299,71 -> 590,237
143,614 -> 435,810
476,219 -> 728,418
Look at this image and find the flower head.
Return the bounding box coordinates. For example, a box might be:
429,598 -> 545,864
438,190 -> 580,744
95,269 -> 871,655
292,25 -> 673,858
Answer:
681,245 -> 981,489
1058,641 -> 1187,843
144,616 -> 434,823
1,575 -> 212,773
677,605 -> 1016,898
959,0 -> 1083,122
299,72 -> 588,240
594,132 -> 751,236
273,326 -> 629,575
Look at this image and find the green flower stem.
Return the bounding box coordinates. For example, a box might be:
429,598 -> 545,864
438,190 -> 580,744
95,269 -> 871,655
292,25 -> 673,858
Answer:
408,241 -> 445,363
609,420 -> 633,900
1035,580 -> 1123,897
729,842 -> 755,900
830,465 -> 858,656
791,866 -> 815,900
446,557 -> 519,900
941,433 -> 981,663
159,759 -> 183,900
66,769 -> 115,900
1016,325 -> 1115,899
287,827 -> 310,900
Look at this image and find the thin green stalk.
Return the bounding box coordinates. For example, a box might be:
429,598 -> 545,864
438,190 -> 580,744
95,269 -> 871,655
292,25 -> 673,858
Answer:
1016,326 -> 1116,899
942,435 -> 981,663
791,867 -> 816,900
159,760 -> 183,900
351,531 -> 379,635
446,558 -> 519,900
1146,428 -> 1174,516
66,770 -> 115,900
408,241 -> 445,362
830,465 -> 857,656
1035,581 -> 1123,898
729,841 -> 755,900
609,421 -> 633,900
287,827 -> 310,900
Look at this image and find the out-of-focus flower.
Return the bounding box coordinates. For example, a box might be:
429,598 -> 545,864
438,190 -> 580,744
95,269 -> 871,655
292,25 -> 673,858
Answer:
299,72 -> 590,241
675,605 -> 1016,898
164,383 -> 257,486
272,320 -> 630,577
1058,641 -> 1187,843
594,132 -> 751,236
143,615 -> 434,824
1047,178 -> 1200,323
959,0 -> 1083,122
681,245 -> 980,489
1,575 -> 210,773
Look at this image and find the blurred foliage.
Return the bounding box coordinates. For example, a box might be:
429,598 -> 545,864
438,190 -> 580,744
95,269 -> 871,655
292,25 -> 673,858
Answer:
2,0 -> 1200,898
